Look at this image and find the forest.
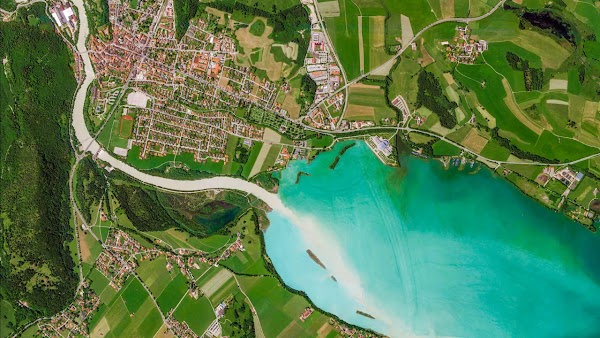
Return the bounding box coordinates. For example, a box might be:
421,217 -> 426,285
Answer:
416,71 -> 458,129
0,4 -> 78,328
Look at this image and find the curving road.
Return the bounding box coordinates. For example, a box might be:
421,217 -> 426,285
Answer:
302,0 -> 507,120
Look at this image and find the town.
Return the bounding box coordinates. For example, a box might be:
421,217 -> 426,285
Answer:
86,0 -> 306,168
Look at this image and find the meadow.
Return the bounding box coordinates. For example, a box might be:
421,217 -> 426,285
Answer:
346,84 -> 397,122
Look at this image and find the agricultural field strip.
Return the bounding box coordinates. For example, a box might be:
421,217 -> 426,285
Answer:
481,55 -> 600,151
305,0 -> 507,124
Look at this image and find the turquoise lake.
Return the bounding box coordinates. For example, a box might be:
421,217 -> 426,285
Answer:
264,141 -> 600,337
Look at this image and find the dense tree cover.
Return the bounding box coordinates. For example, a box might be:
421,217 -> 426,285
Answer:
0,10 -> 77,322
174,0 -> 198,40
490,128 -> 558,163
505,52 -> 544,91
520,11 -> 576,46
202,1 -> 311,63
112,184 -> 175,231
84,0 -> 111,37
0,0 -> 16,11
416,71 -> 458,129
110,175 -> 249,236
75,157 -> 108,223
220,292 -> 255,337
298,74 -> 317,109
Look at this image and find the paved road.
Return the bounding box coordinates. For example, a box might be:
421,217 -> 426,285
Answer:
302,0 -> 507,120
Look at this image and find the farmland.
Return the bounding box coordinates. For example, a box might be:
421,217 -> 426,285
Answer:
22,158 -> 366,338
346,84 -> 397,122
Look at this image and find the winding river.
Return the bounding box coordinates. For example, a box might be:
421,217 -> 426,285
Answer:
70,3 -> 600,337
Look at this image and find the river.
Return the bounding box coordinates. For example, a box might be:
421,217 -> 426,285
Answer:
265,141 -> 600,337
69,4 -> 600,337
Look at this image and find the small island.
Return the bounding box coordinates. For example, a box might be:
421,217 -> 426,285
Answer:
356,310 -> 375,319
307,249 -> 326,269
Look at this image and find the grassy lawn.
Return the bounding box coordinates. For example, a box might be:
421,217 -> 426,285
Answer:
126,146 -> 232,175
121,277 -> 149,314
347,84 -> 397,122
260,144 -> 282,172
388,57 -> 421,108
249,18 -> 266,36
1,300 -> 16,337
238,274 -> 336,337
572,176 -> 598,207
482,42 -> 543,91
471,10 -> 570,69
241,142 -> 264,178
532,131 -> 597,162
480,140 -> 511,161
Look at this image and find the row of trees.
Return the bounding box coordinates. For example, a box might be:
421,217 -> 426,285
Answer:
490,127 -> 558,163
505,52 -> 544,91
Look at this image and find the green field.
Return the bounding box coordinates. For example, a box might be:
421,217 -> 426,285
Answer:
480,140 -> 511,161
172,295 -> 215,335
454,63 -> 540,147
156,273 -> 189,314
126,145 -> 234,175
482,42 -> 543,92
221,210 -> 272,275
532,131 -> 597,162
241,142 -> 264,178
325,0 -> 361,79
122,278 -> 149,313
347,84 -> 397,122
137,256 -> 178,296
238,275 -> 334,337
432,140 -> 461,156
249,18 -> 266,36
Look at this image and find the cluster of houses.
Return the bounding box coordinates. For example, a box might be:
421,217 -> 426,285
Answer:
129,104 -> 262,164
38,283 -> 100,338
442,26 -> 488,64
165,312 -> 198,338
